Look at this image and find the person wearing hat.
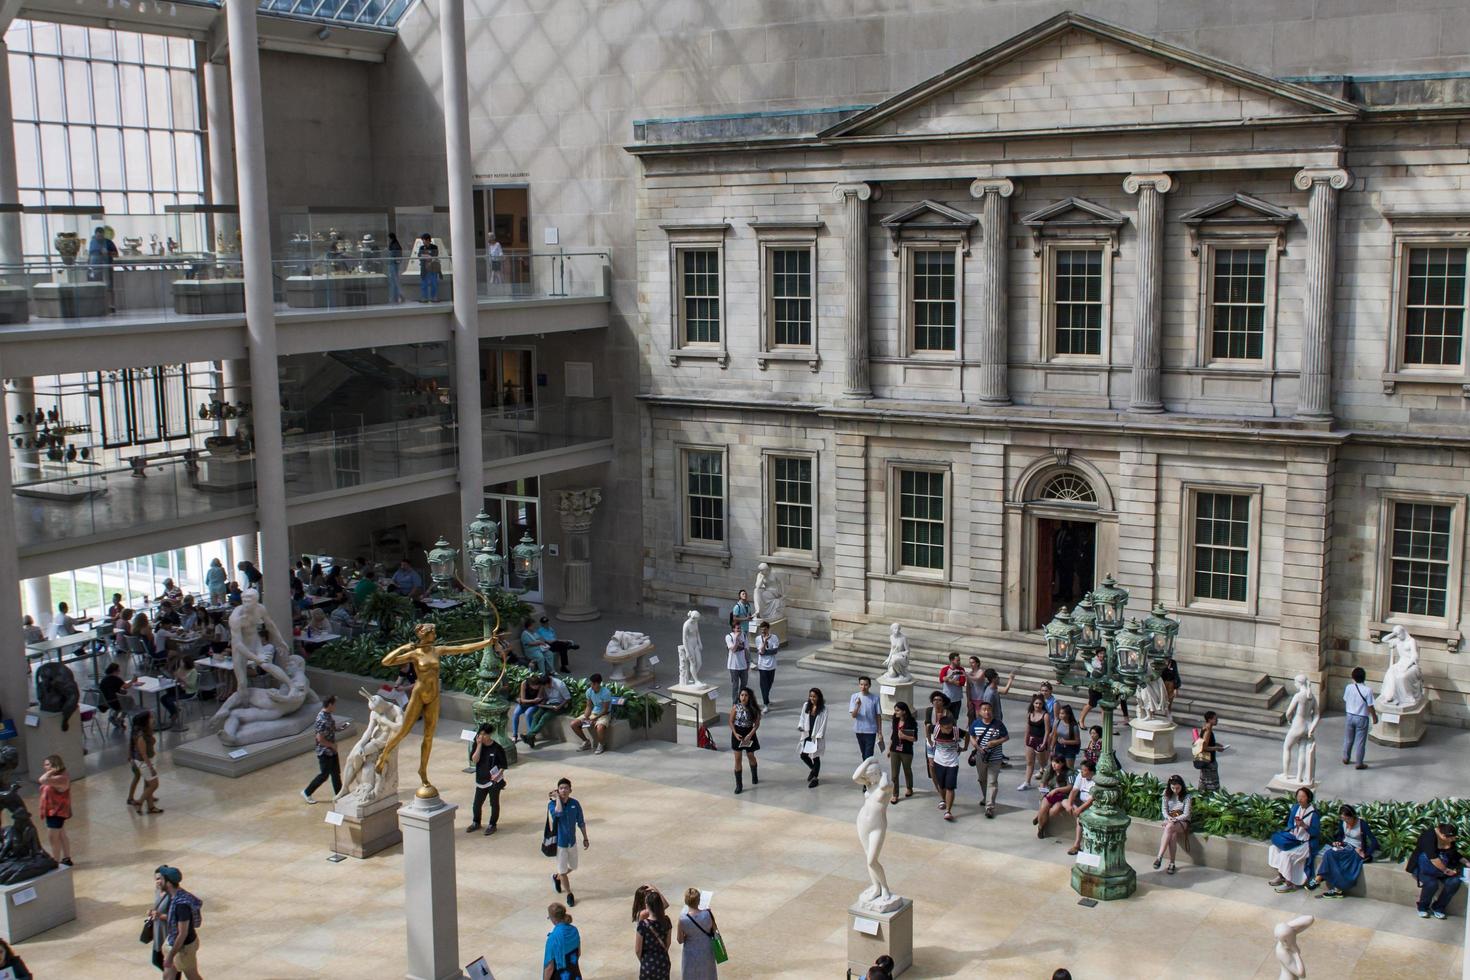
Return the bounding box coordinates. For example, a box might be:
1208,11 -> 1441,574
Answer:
150,865 -> 204,979
535,616 -> 579,673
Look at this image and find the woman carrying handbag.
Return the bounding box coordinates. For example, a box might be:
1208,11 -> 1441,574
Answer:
677,887 -> 722,978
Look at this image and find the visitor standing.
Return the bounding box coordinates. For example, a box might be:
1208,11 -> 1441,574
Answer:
38,754 -> 73,866
150,865 -> 203,980
634,889 -> 672,980
849,676 -> 882,760
677,887 -> 719,980
1153,774 -> 1192,874
570,673 -> 615,754
1160,655 -> 1182,714
487,233 -> 506,285
543,902 -> 582,979
922,690 -> 948,793
729,686 -> 761,795
797,687 -> 828,788
87,225 -> 119,310
969,700 -> 1008,819
386,233 -> 404,303
130,710 -> 162,814
1063,760 -> 1097,856
930,714 -> 966,822
938,652 -> 967,721
1194,711 -> 1223,791
750,620 -> 779,710
724,622 -> 748,704
1342,666 -> 1377,770
887,701 -> 917,803
729,589 -> 752,635
416,233 -> 441,302
548,778 -> 589,906
467,722 -> 508,835
204,558 -> 227,604
1017,694 -> 1054,791
301,695 -> 346,803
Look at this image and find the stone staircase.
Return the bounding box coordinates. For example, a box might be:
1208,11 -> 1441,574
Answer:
798,620 -> 1289,735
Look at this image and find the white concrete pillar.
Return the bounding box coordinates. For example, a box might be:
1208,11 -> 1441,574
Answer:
6,377 -> 37,473
1294,167 -> 1351,422
225,0 -> 291,629
0,391 -> 27,758
203,59 -> 237,208
1124,173 -> 1173,413
0,42 -> 24,266
969,178 -> 1017,405
441,0 -> 485,559
22,577 -> 50,629
398,797 -> 465,980
834,182 -> 877,398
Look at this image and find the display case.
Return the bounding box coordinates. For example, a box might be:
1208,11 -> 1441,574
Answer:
277,206 -> 394,308
167,205 -> 245,315
26,205 -> 108,318
392,205 -> 454,301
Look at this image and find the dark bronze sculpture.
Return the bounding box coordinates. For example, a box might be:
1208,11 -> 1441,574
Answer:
0,746 -> 58,884
34,661 -> 79,730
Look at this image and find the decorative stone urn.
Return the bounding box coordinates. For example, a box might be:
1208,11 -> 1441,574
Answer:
54,232 -> 81,265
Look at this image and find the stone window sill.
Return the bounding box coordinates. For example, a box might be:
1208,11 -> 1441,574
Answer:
1369,620 -> 1462,651
669,348 -> 729,368
756,349 -> 820,372
674,544 -> 731,567
758,553 -> 821,575
1380,371 -> 1470,395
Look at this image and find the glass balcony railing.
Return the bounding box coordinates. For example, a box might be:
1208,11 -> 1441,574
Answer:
12,451 -> 255,551
482,397 -> 613,462
282,415 -> 457,497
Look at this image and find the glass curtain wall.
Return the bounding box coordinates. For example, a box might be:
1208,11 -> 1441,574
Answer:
43,537 -> 234,618
5,19 -> 205,258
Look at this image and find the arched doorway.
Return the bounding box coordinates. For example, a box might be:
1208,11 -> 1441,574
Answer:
1031,472 -> 1099,627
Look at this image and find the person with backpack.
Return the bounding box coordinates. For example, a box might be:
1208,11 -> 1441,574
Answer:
150,865 -> 203,980
1341,666 -> 1378,770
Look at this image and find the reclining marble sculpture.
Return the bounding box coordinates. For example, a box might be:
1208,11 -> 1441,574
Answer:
34,661 -> 80,731
0,746 -> 57,885
210,651 -> 318,746
336,688 -> 405,815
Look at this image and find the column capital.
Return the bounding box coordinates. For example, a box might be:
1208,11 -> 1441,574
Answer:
833,181 -> 879,203
1122,172 -> 1174,195
1293,167 -> 1352,191
557,487 -> 603,532
969,177 -> 1018,199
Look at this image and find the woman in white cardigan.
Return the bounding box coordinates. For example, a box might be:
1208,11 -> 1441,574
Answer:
797,687 -> 828,788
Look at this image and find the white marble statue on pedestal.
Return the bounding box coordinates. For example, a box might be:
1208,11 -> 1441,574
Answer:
679,611 -> 704,686
1272,914 -> 1313,980
1275,674 -> 1320,787
210,652 -> 317,745
228,587 -> 293,692
336,688 -> 405,813
852,756 -> 902,913
879,623 -> 912,684
605,630 -> 651,657
1378,625 -> 1426,709
1135,674 -> 1169,723
753,562 -> 785,623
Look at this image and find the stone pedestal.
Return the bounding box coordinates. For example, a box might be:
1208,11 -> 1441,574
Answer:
847,898 -> 913,977
284,272 -> 389,309
1126,719 -> 1177,763
22,710 -> 84,782
0,284 -> 29,324
1266,773 -> 1320,796
555,488 -> 602,622
667,683 -> 718,727
745,617 -> 787,644
173,719 -> 353,777
171,277 -> 246,314
399,795 -> 466,980
332,795 -> 403,859
0,867 -> 75,942
32,281 -> 106,318
604,642 -> 655,688
1371,699 -> 1428,747
877,679 -> 914,719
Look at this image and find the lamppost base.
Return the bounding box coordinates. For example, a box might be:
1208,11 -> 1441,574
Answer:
1071,862 -> 1137,902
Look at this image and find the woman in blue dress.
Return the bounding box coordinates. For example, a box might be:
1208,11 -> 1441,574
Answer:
1310,803 -> 1378,897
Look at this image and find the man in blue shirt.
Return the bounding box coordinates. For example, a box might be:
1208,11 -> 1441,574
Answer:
390,558 -> 424,598
848,676 -> 883,760
536,616 -> 578,673
571,673 -> 616,754
548,777 -> 589,906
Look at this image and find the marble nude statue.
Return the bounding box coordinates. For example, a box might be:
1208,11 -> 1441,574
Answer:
1378,625 -> 1426,710
605,630 -> 651,657
34,661 -> 80,730
1273,914 -> 1313,980
0,746 -> 57,885
678,610 -> 705,687
228,587 -> 293,693
375,623 -> 498,799
852,756 -> 902,913
879,623 -> 912,684
753,562 -> 785,623
335,688 -> 405,812
1276,674 -> 1320,787
210,652 -> 316,746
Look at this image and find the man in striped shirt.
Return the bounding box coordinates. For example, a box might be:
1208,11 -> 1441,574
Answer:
968,700 -> 1009,819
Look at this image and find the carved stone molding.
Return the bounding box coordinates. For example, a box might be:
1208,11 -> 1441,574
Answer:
968,177 -> 1018,199
833,182 -> 880,203
556,487 -> 603,532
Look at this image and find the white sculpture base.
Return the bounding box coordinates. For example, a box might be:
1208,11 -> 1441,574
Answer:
1266,773 -> 1319,796
332,795 -> 403,859
746,617 -> 787,644
172,720 -> 354,777
22,710 -> 85,782
0,867 -> 76,942
1370,699 -> 1428,747
398,795 -> 466,980
847,897 -> 913,978
604,642 -> 655,688
1126,719 -> 1177,764
667,683 -> 718,726
877,679 -> 914,719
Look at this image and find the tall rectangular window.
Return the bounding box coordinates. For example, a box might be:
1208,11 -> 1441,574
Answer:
680,249 -> 721,345
1403,246 -> 1467,367
1053,248 -> 1104,356
897,469 -> 945,571
771,456 -> 813,553
1389,501 -> 1453,618
1210,248 -> 1268,360
1192,492 -> 1250,603
911,249 -> 956,352
769,248 -> 812,347
684,450 -> 725,544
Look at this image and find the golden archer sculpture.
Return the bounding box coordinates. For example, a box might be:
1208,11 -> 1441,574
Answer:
375,622 -> 500,799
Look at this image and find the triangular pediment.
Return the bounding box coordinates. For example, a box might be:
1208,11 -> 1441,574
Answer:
1020,197 -> 1126,229
821,13 -> 1356,140
880,199 -> 978,231
1178,193 -> 1296,227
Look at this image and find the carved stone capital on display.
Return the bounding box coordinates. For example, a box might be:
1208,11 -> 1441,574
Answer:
1122,172 -> 1175,195
556,486 -> 603,534
968,177 -> 1018,200
1292,167 -> 1353,192
556,487 -> 602,621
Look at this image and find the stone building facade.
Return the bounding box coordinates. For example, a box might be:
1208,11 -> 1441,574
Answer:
630,14 -> 1470,727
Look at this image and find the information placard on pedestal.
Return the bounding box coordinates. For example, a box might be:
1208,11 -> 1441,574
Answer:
21,711 -> 84,782
847,899 -> 913,977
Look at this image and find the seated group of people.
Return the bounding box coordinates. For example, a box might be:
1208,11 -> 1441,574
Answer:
511,670 -> 618,756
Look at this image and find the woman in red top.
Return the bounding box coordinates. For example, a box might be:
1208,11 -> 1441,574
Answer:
38,754 -> 73,866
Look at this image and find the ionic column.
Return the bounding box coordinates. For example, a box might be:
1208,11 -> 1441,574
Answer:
1123,173 -> 1173,413
555,488 -> 602,622
833,182 -> 878,397
1293,167 -> 1352,422
969,178 -> 1018,404
225,0 -> 290,629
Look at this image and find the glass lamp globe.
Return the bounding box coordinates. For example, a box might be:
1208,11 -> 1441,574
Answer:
1044,606 -> 1081,671
467,510 -> 500,553
1142,602 -> 1179,665
1072,594 -> 1100,650
1091,575 -> 1130,629
471,549 -> 504,591
426,536 -> 459,592
1115,618 -> 1148,680
511,532 -> 544,584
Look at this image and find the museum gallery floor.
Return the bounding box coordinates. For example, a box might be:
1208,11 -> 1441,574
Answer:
16,730 -> 1462,979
